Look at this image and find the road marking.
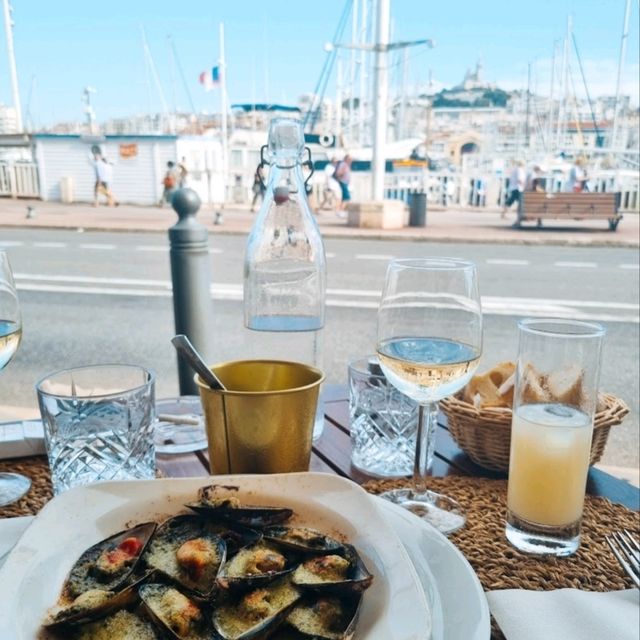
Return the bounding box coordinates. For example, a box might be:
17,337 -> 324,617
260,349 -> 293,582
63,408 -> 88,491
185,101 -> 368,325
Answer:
32,242 -> 67,248
0,241 -> 23,247
325,252 -> 336,258
620,264 -> 639,270
554,261 -> 597,268
486,259 -> 530,266
79,243 -> 116,250
135,245 -> 168,252
355,254 -> 394,261
13,275 -> 639,323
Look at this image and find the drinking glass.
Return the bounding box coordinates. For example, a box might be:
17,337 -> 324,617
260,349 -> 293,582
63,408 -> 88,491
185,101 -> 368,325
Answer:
36,364 -> 156,494
506,318 -> 605,556
0,250 -> 31,506
376,258 -> 483,533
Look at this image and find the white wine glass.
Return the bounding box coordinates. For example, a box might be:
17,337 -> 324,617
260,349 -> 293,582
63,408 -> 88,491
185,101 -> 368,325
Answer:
376,258 -> 483,534
0,250 -> 31,507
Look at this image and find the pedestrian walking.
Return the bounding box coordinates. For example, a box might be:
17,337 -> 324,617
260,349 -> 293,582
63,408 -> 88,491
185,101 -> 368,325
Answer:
334,154 -> 352,214
91,151 -> 118,207
177,157 -> 189,188
501,160 -> 525,218
567,157 -> 589,193
160,161 -> 179,207
318,158 -> 341,211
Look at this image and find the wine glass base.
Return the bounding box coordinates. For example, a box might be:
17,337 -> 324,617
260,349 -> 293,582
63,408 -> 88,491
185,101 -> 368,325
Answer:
0,473 -> 31,507
379,487 -> 466,535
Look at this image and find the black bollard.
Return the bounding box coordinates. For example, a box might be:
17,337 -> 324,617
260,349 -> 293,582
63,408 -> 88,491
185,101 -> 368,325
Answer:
169,189 -> 214,395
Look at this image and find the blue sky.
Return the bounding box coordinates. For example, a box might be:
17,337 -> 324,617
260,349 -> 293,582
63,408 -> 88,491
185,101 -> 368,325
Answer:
1,0 -> 638,126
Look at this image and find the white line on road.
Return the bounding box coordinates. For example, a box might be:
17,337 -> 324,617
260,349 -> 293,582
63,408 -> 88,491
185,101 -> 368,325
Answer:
620,264 -> 640,270
554,261 -> 597,268
14,275 -> 639,323
355,254 -> 395,261
325,252 -> 336,258
79,243 -> 117,250
486,259 -> 530,266
0,241 -> 23,247
135,245 -> 168,252
32,242 -> 67,248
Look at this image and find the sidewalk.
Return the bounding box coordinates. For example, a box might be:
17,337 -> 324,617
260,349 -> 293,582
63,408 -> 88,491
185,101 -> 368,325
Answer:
1,198 -> 638,247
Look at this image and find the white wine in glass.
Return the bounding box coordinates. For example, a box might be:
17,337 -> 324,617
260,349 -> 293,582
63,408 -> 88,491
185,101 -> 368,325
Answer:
376,258 -> 483,534
0,250 -> 31,507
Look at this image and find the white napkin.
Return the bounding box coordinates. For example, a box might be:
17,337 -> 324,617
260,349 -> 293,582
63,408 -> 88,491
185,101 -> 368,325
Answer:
0,420 -> 46,459
488,588 -> 640,640
0,516 -> 34,570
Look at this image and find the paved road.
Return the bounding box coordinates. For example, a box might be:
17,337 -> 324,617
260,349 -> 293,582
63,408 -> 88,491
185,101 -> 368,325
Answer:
1,228 -> 638,468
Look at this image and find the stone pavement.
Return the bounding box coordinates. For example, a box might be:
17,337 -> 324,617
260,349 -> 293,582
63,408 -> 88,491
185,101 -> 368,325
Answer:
1,198 -> 638,246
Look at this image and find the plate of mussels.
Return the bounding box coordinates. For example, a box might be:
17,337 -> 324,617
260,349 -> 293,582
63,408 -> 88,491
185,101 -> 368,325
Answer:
0,473 -> 432,640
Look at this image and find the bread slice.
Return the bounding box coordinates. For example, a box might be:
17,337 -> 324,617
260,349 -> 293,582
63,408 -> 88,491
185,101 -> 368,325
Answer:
546,365 -> 583,406
520,364 -> 550,404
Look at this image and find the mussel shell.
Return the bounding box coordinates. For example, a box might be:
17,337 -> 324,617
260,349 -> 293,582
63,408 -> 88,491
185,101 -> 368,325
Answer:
217,543 -> 296,591
213,577 -> 301,640
139,583 -> 211,640
63,522 -> 157,598
286,595 -> 361,640
291,545 -> 373,596
263,526 -> 343,555
44,573 -> 150,627
198,520 -> 262,557
69,610 -> 160,640
143,515 -> 226,598
187,485 -> 293,528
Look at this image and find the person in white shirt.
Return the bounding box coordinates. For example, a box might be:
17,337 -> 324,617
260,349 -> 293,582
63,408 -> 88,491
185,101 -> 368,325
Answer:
567,157 -> 588,192
91,152 -> 118,207
501,160 -> 526,218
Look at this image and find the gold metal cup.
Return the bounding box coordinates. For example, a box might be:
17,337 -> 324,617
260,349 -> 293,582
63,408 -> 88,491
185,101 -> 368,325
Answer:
195,360 -> 324,474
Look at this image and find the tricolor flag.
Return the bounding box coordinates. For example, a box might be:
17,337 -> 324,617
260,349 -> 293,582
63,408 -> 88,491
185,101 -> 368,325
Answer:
199,66 -> 222,91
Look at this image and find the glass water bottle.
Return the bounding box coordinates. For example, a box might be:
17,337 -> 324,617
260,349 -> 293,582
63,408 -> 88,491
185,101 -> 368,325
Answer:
244,118 -> 327,439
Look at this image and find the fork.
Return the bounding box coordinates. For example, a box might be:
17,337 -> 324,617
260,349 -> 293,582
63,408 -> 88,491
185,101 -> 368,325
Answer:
606,530 -> 640,588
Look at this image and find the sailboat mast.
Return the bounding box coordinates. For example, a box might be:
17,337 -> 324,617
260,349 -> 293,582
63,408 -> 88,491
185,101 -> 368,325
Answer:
348,0 -> 359,144
2,0 -> 23,132
611,0 -> 632,152
358,0 -> 368,146
219,22 -> 229,205
371,0 -> 390,201
555,15 -> 571,152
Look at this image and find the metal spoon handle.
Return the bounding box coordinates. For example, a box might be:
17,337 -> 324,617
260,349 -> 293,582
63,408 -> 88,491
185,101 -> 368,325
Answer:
171,335 -> 226,391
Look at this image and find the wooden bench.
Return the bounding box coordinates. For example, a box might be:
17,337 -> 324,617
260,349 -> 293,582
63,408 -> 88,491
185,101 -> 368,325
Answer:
516,192 -> 622,231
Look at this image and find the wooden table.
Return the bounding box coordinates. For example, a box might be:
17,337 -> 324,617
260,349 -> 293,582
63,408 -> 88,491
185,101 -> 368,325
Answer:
158,386 -> 639,511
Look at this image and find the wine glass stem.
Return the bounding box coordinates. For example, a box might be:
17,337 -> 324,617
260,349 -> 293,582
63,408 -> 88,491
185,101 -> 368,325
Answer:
412,402 -> 435,495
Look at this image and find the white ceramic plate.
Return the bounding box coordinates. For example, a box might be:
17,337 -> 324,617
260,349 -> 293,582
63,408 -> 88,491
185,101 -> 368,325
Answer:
377,497 -> 491,640
0,473 -> 431,640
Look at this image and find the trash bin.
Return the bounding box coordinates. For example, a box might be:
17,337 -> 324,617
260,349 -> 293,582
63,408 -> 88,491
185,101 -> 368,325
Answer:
408,191 -> 427,227
60,176 -> 75,204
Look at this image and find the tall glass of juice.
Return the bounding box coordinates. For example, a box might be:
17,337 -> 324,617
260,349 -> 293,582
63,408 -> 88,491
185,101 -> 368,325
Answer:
506,318 -> 605,556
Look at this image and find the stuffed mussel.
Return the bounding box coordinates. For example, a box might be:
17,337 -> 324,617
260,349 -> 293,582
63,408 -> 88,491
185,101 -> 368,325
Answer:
213,577 -> 301,640
139,583 -> 211,640
62,522 -> 156,598
263,526 -> 343,555
285,595 -> 362,640
217,542 -> 296,591
143,515 -> 227,598
291,545 -> 373,595
187,485 -> 293,528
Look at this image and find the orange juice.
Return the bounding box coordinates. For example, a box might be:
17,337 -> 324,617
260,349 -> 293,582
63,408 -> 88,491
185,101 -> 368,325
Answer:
507,403 -> 593,527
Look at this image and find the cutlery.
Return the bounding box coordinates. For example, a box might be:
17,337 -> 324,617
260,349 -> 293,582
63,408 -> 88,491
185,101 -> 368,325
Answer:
171,335 -> 226,391
606,530 -> 639,588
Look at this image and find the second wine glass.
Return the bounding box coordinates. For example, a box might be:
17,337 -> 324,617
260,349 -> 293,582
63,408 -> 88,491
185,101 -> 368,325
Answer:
0,250 -> 31,507
376,258 -> 483,534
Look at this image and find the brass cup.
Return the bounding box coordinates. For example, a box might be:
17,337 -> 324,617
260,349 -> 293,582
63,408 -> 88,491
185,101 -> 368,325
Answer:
195,360 -> 324,474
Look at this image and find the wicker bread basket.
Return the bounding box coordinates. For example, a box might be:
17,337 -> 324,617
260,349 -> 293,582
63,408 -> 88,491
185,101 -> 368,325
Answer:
440,392 -> 629,472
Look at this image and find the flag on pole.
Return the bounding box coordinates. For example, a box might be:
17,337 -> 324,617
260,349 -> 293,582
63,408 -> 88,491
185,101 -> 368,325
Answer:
199,66 -> 222,91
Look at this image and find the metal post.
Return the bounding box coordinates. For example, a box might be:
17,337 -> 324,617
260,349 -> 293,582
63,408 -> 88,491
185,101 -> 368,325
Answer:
2,0 -> 23,132
169,189 -> 214,395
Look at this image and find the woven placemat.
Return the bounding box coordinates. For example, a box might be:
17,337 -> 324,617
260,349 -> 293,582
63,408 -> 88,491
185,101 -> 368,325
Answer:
0,456 -> 165,518
0,456 -> 53,518
364,477 -> 640,640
